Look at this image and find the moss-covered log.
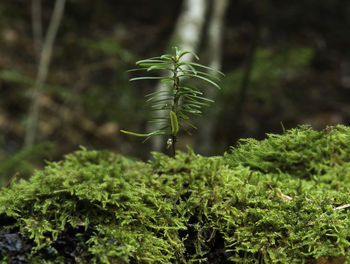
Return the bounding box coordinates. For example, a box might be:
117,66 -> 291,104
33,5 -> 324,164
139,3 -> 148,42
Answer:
1,125 -> 350,263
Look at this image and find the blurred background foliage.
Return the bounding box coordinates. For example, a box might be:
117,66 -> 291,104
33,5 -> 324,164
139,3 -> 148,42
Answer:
0,0 -> 350,185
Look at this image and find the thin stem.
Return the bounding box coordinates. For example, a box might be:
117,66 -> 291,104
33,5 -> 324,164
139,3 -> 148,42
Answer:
171,135 -> 177,157
170,57 -> 180,156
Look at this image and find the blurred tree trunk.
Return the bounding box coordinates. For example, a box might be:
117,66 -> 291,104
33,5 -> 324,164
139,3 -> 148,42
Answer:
148,0 -> 209,152
25,0 -> 66,148
225,20 -> 261,142
31,0 -> 43,57
196,0 -> 229,154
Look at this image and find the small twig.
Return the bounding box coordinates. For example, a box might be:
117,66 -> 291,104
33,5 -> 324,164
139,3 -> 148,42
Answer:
276,188 -> 293,202
266,183 -> 274,190
267,184 -> 312,203
335,204 -> 350,210
6,172 -> 19,188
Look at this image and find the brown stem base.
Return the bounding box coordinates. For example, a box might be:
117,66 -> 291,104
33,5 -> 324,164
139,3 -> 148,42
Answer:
171,135 -> 177,157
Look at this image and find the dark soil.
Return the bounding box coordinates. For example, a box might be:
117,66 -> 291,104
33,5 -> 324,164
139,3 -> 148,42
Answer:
0,224 -> 233,263
0,215 -> 95,263
0,219 -> 233,263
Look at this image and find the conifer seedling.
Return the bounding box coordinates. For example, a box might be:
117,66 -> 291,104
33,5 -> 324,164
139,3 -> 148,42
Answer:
121,47 -> 224,156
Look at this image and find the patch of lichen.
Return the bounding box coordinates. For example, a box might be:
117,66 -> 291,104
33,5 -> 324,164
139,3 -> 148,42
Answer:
1,125 -> 350,263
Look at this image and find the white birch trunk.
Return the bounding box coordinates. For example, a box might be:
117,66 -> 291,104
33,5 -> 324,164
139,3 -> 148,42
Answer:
197,0 -> 229,154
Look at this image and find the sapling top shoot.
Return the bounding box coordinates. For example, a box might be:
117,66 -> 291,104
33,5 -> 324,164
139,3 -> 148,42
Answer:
121,47 -> 224,156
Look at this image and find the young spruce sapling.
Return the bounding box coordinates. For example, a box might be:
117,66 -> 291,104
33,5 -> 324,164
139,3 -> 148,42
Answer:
121,47 -> 224,156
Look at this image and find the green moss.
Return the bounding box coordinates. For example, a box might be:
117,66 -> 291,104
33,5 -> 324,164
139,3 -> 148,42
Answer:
1,125 -> 350,263
224,125 -> 350,186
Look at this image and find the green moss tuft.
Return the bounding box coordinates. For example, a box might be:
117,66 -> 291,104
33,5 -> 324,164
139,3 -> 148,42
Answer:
224,125 -> 350,182
1,126 -> 350,263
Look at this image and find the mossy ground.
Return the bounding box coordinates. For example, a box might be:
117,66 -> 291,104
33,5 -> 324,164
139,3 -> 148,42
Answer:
1,125 -> 350,263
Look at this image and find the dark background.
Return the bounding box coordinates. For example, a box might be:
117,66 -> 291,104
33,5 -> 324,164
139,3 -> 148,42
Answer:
1,0 -> 350,185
